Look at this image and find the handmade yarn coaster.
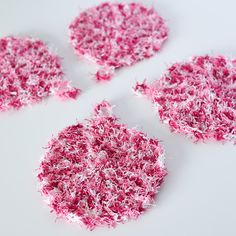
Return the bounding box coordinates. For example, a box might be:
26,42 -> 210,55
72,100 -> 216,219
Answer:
69,2 -> 168,81
0,36 -> 80,111
38,101 -> 167,230
134,55 -> 236,143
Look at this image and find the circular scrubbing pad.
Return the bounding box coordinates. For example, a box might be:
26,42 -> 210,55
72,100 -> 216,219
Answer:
134,55 -> 236,142
0,36 -> 80,111
69,2 -> 168,81
38,101 -> 166,230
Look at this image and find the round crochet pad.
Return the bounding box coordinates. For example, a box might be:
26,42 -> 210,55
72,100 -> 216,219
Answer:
38,101 -> 166,230
0,36 -> 80,111
134,55 -> 236,142
69,2 -> 168,81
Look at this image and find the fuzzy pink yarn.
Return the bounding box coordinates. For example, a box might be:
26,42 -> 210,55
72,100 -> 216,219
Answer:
38,101 -> 166,230
134,55 -> 236,142
0,36 -> 80,111
69,2 -> 168,81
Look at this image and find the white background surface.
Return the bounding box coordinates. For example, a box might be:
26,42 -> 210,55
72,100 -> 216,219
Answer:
0,0 -> 235,235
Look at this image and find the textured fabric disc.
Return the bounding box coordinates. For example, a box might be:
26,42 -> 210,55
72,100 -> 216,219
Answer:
69,2 -> 168,81
0,36 -> 80,111
38,101 -> 166,230
134,55 -> 236,142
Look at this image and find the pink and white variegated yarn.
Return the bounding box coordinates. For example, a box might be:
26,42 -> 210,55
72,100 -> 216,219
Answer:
134,55 -> 236,143
69,2 -> 168,81
38,101 -> 167,230
0,36 -> 80,111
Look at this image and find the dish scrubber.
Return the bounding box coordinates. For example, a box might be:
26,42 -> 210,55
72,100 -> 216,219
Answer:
38,101 -> 167,230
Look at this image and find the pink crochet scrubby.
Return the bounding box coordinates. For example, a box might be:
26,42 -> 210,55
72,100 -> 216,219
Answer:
0,36 -> 80,111
69,2 -> 168,81
134,55 -> 236,143
38,101 -> 167,230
